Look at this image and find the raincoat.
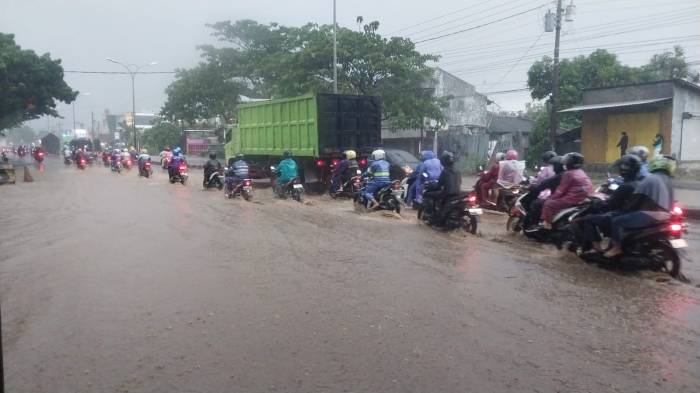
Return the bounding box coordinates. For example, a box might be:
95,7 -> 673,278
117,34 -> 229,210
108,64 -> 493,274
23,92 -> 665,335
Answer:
541,168 -> 592,223
414,151 -> 442,204
363,159 -> 391,201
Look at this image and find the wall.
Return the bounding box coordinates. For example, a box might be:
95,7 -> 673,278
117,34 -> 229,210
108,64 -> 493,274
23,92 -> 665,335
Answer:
672,84 -> 700,161
437,132 -> 490,171
581,111 -> 607,163
605,111 -> 660,162
433,68 -> 489,130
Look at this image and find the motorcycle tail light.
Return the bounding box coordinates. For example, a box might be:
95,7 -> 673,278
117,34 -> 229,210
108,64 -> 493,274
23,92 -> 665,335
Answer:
672,206 -> 683,216
38,152 -> 44,156
331,159 -> 340,168
316,159 -> 326,168
145,162 -> 151,168
468,195 -> 477,203
670,223 -> 682,233
243,180 -> 252,186
359,158 -> 368,167
179,164 -> 187,171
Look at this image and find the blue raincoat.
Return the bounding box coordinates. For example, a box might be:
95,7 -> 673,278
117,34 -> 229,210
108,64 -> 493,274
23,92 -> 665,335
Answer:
414,151 -> 442,204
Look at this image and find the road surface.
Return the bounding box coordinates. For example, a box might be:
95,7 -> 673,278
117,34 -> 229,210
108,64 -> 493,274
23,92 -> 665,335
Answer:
2,158 -> 699,393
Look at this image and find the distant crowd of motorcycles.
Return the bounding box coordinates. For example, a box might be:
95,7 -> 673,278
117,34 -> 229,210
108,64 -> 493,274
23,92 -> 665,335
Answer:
56,143 -> 688,278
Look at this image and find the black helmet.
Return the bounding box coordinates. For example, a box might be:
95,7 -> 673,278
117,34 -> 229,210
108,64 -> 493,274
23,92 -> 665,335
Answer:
541,150 -> 557,164
563,152 -> 584,170
614,154 -> 642,181
440,150 -> 456,166
283,150 -> 292,158
550,156 -> 565,174
209,152 -> 216,159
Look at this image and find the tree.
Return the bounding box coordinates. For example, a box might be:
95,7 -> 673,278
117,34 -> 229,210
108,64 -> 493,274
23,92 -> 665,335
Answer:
141,122 -> 182,153
0,33 -> 77,135
4,125 -> 37,145
161,63 -> 244,123
643,46 -> 700,82
185,19 -> 444,128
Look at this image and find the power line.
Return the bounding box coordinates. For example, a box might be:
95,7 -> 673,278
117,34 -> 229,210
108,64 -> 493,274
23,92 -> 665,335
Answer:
388,0 -> 492,35
64,70 -> 176,74
414,4 -> 549,44
487,32 -> 545,92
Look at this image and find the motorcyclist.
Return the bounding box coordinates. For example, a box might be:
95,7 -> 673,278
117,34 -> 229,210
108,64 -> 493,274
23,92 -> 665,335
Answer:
160,146 -> 172,168
362,149 -> 391,209
226,154 -> 250,191
274,151 -> 299,193
604,156 -> 676,258
168,147 -> 185,179
330,150 -> 360,194
532,151 -> 557,186
578,154 -> 643,252
497,149 -> 523,189
111,148 -> 121,169
137,148 -> 151,171
541,153 -> 593,230
129,146 -> 138,161
627,145 -> 650,178
203,152 -> 223,187
477,152 -> 505,204
424,151 -> 462,222
522,156 -> 565,229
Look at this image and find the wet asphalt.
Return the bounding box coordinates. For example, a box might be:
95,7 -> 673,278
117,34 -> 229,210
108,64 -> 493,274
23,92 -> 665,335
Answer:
1,158 -> 699,393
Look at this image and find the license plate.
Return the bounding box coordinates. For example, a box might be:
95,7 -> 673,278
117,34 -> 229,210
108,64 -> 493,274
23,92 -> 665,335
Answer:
468,208 -> 483,215
293,184 -> 303,189
243,187 -> 252,191
670,239 -> 688,249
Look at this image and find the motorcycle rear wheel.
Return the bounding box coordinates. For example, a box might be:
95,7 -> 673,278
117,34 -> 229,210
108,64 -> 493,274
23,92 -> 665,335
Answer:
243,191 -> 252,201
463,215 -> 478,235
649,243 -> 681,278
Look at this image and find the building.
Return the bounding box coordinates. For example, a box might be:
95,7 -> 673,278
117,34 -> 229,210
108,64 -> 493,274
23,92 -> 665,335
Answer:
124,112 -> 158,131
382,68 -> 489,166
561,79 -> 700,163
486,114 -> 533,153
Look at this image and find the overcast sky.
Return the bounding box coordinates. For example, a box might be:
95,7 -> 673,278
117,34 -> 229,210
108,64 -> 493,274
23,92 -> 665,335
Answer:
2,0 -> 698,131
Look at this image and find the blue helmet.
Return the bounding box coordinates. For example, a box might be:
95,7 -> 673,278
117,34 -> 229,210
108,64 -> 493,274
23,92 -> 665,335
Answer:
420,150 -> 435,161
173,147 -> 182,156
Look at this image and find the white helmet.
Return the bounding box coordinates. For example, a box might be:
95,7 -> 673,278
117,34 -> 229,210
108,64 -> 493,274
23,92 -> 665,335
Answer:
371,149 -> 386,161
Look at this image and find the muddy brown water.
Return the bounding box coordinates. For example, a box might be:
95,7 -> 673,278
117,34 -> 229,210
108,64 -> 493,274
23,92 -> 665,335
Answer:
1,158 -> 698,392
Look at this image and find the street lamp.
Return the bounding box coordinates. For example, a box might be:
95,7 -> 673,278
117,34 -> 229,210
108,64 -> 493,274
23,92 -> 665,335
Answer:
105,58 -> 158,148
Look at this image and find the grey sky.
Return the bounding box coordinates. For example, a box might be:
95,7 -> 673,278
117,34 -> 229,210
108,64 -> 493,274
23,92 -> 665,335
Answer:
1,0 -> 698,131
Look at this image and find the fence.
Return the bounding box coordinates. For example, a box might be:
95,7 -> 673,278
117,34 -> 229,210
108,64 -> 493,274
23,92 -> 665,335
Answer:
438,132 -> 491,171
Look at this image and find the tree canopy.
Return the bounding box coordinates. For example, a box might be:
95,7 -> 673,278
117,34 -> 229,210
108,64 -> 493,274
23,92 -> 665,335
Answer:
0,33 -> 77,135
141,122 -> 182,153
162,19 -> 444,128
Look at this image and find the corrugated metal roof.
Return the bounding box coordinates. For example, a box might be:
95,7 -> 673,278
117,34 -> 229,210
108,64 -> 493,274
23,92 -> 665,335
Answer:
559,97 -> 672,113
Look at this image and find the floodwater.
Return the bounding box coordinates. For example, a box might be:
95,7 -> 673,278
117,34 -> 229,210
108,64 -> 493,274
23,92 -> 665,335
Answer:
1,158 -> 699,392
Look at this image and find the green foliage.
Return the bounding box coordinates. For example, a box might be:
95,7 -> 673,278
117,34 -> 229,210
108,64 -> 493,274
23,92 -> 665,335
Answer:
642,46 -> 700,82
3,125 -> 37,145
0,33 -> 77,135
170,19 -> 444,128
525,104 -> 551,166
141,122 -> 182,153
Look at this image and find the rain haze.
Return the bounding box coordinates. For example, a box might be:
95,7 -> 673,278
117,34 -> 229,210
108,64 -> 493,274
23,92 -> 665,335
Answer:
2,0 -> 698,128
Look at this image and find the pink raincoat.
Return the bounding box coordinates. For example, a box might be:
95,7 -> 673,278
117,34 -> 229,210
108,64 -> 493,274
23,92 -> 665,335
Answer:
541,168 -> 592,223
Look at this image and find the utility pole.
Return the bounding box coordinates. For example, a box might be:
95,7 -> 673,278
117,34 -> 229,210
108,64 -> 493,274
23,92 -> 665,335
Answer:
333,0 -> 338,94
549,0 -> 563,149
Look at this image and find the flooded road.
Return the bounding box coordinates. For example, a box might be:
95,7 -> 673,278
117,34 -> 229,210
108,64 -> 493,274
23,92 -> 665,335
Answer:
2,158 -> 699,393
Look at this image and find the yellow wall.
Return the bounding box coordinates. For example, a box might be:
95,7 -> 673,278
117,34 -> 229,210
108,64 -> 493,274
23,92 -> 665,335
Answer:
581,112 -> 607,163
605,111 -> 660,162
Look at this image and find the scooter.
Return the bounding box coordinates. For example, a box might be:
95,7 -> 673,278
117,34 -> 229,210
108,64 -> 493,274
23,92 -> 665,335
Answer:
139,160 -> 153,178
330,170 -> 362,199
33,150 -> 45,163
224,176 -> 253,201
76,156 -> 88,170
418,179 -> 481,234
353,176 -> 402,213
271,166 -> 304,202
111,159 -> 122,174
169,161 -> 188,185
203,169 -> 224,190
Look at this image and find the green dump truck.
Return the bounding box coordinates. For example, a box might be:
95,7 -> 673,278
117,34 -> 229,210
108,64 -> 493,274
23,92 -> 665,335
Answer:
225,93 -> 382,186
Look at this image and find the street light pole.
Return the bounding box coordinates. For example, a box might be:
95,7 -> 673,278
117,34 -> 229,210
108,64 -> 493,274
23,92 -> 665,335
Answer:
106,58 -> 157,149
333,0 -> 338,94
549,0 -> 563,149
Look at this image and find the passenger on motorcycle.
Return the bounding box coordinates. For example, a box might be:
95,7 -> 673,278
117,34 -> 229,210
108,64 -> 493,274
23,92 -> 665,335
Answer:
522,156 -> 565,229
406,151 -> 442,206
203,152 -> 223,187
497,149 -> 524,189
579,154 -> 643,252
532,151 -> 557,186
330,150 -> 359,194
424,151 -> 462,222
111,149 -> 121,167
361,149 -> 392,208
226,154 -> 249,188
627,145 -> 650,178
168,147 -> 185,178
603,156 -> 676,258
275,151 -> 299,192
477,152 -> 505,204
160,146 -> 172,167
137,148 -> 151,170
541,153 -> 593,230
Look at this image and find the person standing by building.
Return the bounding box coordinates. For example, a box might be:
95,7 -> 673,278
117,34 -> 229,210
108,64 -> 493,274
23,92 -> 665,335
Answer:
652,133 -> 664,157
616,132 -> 629,158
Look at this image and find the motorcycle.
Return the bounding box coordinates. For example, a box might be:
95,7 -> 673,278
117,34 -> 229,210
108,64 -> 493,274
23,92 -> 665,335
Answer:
111,159 -> 122,174
418,179 -> 481,234
224,176 -> 253,201
33,150 -> 45,163
122,157 -> 134,170
353,176 -> 402,213
271,166 -> 304,202
523,198 -> 598,247
330,170 -> 362,199
76,156 -> 88,170
64,156 -> 72,165
169,161 -> 188,185
203,169 -> 224,190
139,160 -> 153,178
595,175 -> 624,195
102,152 -> 112,167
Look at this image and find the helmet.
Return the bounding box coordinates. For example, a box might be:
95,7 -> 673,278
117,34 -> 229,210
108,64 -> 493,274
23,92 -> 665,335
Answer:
420,150 -> 435,161
141,148 -> 148,154
628,145 -> 650,162
164,146 -> 171,151
563,152 -> 584,170
614,154 -> 641,181
506,149 -> 519,160
541,150 -> 557,164
283,150 -> 292,158
344,150 -> 357,160
235,153 -> 245,161
440,150 -> 456,166
122,148 -> 128,153
173,147 -> 182,156
550,156 -> 565,174
371,149 -> 386,161
648,156 -> 677,176
209,152 -> 216,159
493,152 -> 506,162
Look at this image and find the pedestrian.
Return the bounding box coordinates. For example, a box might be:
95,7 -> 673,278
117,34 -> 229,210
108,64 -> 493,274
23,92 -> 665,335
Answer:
652,133 -> 664,157
616,132 -> 629,158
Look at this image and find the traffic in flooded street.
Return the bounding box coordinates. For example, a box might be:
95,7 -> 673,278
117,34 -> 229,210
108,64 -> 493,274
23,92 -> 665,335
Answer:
1,159 -> 699,393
